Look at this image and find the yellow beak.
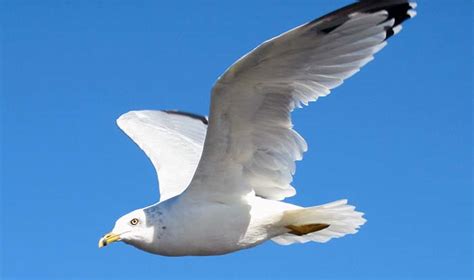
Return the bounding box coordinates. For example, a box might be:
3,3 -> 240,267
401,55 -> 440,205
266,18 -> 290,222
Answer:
98,232 -> 121,248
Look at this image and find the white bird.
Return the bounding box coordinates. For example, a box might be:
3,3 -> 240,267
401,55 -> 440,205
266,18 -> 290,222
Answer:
99,0 -> 416,256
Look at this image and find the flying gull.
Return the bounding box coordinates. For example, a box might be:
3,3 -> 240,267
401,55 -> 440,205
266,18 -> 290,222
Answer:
99,0 -> 417,256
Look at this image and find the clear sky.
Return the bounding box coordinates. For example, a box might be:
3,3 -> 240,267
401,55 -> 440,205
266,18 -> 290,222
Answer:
1,0 -> 472,279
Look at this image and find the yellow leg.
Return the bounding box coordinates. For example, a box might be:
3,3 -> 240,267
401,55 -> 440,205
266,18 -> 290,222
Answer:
286,223 -> 330,236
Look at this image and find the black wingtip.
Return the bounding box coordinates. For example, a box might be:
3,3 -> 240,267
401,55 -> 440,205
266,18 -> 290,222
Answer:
313,1 -> 417,39
320,24 -> 340,34
163,110 -> 209,125
369,2 -> 416,40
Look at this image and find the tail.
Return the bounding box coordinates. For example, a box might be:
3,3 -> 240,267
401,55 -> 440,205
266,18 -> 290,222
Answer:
272,199 -> 366,245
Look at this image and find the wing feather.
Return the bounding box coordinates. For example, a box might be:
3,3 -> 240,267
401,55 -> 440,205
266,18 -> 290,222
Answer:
117,110 -> 207,201
182,0 -> 416,201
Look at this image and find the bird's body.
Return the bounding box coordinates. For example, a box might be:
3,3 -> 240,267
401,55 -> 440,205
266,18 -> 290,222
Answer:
99,0 -> 417,256
136,196 -> 292,256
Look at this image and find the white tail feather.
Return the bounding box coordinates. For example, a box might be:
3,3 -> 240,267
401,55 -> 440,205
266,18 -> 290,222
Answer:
272,199 -> 366,245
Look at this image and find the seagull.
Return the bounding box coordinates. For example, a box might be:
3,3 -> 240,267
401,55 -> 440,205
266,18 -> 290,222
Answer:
99,0 -> 416,256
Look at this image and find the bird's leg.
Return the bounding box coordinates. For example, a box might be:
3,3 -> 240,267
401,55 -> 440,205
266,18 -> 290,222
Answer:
286,224 -> 330,236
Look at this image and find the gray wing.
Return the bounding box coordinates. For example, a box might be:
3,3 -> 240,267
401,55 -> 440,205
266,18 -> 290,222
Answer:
117,110 -> 207,201
184,1 -> 416,201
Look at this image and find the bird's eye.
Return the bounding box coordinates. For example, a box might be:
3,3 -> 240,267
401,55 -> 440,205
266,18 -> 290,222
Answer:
130,218 -> 139,225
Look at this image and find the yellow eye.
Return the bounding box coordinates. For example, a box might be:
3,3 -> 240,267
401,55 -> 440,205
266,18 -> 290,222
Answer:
130,218 -> 139,225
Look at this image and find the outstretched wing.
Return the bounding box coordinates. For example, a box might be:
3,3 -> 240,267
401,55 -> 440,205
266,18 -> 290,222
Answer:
117,110 -> 207,202
184,1 -> 417,201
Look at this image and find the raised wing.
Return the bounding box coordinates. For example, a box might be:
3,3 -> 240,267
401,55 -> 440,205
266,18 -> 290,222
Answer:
184,1 -> 416,201
117,110 -> 207,202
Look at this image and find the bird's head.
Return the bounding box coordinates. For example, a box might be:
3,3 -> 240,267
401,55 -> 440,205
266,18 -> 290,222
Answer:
98,208 -> 155,249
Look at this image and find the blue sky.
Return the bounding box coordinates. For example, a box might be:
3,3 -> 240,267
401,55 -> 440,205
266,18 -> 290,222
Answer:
1,0 -> 472,279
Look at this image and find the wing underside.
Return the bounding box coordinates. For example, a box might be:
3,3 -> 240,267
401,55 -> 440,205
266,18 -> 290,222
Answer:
117,110 -> 208,201
183,1 -> 417,201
